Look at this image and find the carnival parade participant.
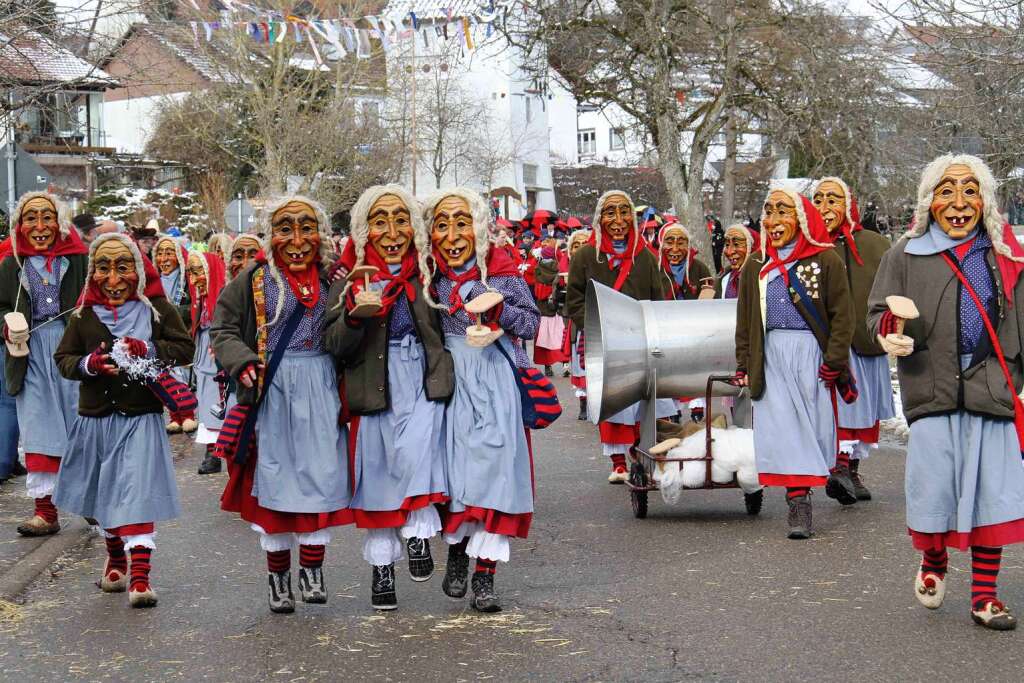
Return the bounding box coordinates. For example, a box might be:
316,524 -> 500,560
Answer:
735,187 -> 854,539
566,228 -> 591,420
52,233 -> 193,607
129,219 -> 159,259
868,155 -> 1024,631
0,191 -> 88,536
657,222 -> 713,300
533,231 -> 570,377
715,224 -> 759,299
325,184 -> 452,611
206,232 -> 232,264
153,235 -> 195,434
566,190 -> 676,483
228,234 -> 263,280
212,195 -> 351,615
426,187 -> 539,613
812,177 -> 894,504
186,250 -> 227,475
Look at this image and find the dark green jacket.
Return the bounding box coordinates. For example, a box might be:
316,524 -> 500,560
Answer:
867,236 -> 1024,423
54,297 -> 194,416
324,278 -> 453,415
735,248 -> 855,399
834,229 -> 891,356
0,253 -> 88,395
566,243 -> 666,332
211,262 -> 339,407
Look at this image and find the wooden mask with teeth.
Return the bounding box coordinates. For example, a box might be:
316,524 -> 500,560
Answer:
431,195 -> 475,268
930,163 -> 982,239
270,200 -> 320,272
367,194 -> 414,265
19,196 -> 58,252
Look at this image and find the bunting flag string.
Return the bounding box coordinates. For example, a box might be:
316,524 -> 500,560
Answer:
178,2 -> 513,60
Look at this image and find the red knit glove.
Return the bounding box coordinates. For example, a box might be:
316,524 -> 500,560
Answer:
87,343 -> 118,376
121,337 -> 149,358
818,362 -> 841,388
878,311 -> 898,336
731,369 -> 747,386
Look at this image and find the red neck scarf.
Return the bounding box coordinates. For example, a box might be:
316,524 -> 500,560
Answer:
16,227 -> 88,272
591,228 -> 648,291
432,248 -> 520,314
188,251 -> 227,336
760,194 -> 833,284
996,223 -> 1024,305
278,258 -> 321,310
78,251 -> 165,320
356,245 -> 418,317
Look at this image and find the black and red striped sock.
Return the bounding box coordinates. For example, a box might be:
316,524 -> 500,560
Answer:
786,487 -> 810,500
267,549 -> 291,573
105,536 -> 127,575
920,548 -> 948,578
610,454 -> 626,470
35,496 -> 57,524
832,451 -> 850,473
474,558 -> 497,575
129,546 -> 152,593
299,544 -> 325,569
971,546 -> 1002,610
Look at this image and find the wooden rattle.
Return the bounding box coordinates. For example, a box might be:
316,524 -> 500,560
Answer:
697,277 -> 716,300
347,265 -> 382,318
3,312 -> 29,358
885,295 -> 919,340
464,291 -> 505,348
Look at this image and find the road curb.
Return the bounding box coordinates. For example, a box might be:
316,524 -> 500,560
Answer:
0,518 -> 90,602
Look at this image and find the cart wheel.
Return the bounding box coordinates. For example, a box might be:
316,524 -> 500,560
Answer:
629,462 -> 648,519
744,489 -> 764,516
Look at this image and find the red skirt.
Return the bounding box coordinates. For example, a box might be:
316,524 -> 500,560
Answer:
351,493 -> 448,529
534,345 -> 568,365
910,519 -> 1024,552
221,449 -> 353,534
599,421 -> 639,445
758,473 -> 828,488
838,422 -> 880,444
25,453 -> 61,473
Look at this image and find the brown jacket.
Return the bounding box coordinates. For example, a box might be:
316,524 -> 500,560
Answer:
566,243 -> 666,331
867,236 -> 1024,423
323,277 -> 454,415
54,297 -> 194,416
0,253 -> 88,395
735,249 -> 855,399
833,229 -> 891,356
660,257 -> 713,300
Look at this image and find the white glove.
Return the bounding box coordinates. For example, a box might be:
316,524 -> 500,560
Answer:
877,333 -> 914,357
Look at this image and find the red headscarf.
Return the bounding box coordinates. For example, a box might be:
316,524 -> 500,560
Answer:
759,193 -> 832,284
997,223 -> 1024,305
188,251 -> 227,337
589,225 -> 650,292
77,239 -> 165,318
15,224 -> 88,271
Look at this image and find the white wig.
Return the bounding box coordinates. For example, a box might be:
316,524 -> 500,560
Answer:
906,154 -> 1017,262
657,221 -> 694,283
811,176 -> 857,229
259,195 -> 333,328
592,190 -> 638,261
340,184 -> 428,308
10,191 -> 74,266
154,234 -> 187,274
420,187 -> 493,309
759,186 -> 831,257
568,228 -> 592,251
75,233 -> 159,321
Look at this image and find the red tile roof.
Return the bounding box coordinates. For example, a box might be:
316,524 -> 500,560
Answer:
0,26 -> 114,89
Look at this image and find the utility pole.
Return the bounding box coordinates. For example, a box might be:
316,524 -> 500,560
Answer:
5,91 -> 17,219
410,35 -> 418,195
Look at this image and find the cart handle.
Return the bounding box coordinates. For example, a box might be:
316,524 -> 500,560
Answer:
703,374 -> 741,481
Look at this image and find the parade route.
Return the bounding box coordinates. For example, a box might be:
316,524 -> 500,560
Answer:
0,375 -> 1018,681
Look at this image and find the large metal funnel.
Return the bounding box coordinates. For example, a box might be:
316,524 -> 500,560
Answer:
584,281 -> 740,422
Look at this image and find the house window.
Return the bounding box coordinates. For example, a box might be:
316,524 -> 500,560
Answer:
577,129 -> 596,156
523,163 -> 538,186
361,101 -> 381,127
609,127 -> 625,151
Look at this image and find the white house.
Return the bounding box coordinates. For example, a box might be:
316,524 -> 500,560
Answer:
385,1 -> 557,218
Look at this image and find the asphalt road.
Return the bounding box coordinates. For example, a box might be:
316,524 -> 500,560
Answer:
1,373 -> 1022,682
